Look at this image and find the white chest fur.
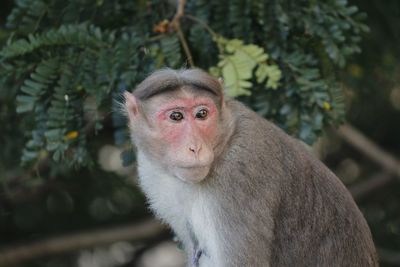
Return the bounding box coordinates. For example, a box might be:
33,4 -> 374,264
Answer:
137,152 -> 222,266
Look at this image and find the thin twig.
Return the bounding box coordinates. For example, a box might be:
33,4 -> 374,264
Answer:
183,15 -> 219,39
170,0 -> 194,67
334,124 -> 400,198
176,27 -> 194,67
173,0 -> 185,21
349,171 -> 393,200
145,34 -> 165,43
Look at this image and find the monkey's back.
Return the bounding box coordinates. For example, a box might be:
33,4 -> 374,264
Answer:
207,100 -> 378,267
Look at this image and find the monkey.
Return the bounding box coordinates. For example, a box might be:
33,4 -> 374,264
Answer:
124,68 -> 378,267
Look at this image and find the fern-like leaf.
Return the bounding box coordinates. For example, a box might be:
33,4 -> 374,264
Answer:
16,58 -> 59,113
1,24 -> 103,58
212,37 -> 281,97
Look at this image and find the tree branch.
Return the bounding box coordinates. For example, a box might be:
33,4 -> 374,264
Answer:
172,0 -> 185,21
170,0 -> 194,67
336,124 -> 400,178
334,124 -> 400,199
349,171 -> 393,200
184,15 -> 218,39
0,219 -> 167,267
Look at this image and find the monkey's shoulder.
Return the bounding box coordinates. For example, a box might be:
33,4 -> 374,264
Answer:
221,100 -> 350,194
224,99 -> 301,162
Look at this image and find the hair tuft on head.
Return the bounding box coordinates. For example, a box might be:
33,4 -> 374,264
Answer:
133,68 -> 223,101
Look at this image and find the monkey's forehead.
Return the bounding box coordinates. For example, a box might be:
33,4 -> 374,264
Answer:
141,87 -> 221,111
133,68 -> 223,101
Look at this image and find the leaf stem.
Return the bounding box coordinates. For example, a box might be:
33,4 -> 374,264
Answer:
171,0 -> 194,67
176,27 -> 194,67
183,15 -> 219,40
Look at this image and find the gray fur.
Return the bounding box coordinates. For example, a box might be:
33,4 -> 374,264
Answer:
126,69 -> 378,267
202,100 -> 378,266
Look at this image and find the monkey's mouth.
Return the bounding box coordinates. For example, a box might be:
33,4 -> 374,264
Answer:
179,164 -> 210,169
175,165 -> 210,183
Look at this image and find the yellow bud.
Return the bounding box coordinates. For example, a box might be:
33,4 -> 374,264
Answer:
64,131 -> 79,141
323,101 -> 332,111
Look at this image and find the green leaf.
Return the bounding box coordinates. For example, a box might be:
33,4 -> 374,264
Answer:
160,35 -> 182,68
21,149 -> 39,161
16,102 -> 35,113
211,37 -> 281,97
16,95 -> 36,113
45,129 -> 64,139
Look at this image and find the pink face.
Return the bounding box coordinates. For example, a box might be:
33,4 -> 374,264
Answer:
121,89 -> 222,183
147,95 -> 219,182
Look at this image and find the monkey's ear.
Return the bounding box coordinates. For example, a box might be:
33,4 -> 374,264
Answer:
217,77 -> 227,107
124,91 -> 139,119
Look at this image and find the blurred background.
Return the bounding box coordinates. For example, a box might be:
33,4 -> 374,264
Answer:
0,0 -> 399,266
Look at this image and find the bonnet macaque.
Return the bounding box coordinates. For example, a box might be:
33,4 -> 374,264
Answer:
124,68 -> 378,267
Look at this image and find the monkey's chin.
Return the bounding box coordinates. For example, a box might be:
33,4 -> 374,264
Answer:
174,166 -> 210,183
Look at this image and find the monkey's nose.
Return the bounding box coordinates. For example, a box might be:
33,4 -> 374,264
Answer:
189,145 -> 201,156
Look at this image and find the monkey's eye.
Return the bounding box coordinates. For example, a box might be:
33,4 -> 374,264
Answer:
169,111 -> 184,121
195,109 -> 208,120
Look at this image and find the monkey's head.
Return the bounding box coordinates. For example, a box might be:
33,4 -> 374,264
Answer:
124,68 -> 229,183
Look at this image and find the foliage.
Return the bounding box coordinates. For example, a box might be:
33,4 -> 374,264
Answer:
0,0 -> 368,258
0,0 -> 368,168
210,36 -> 281,97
